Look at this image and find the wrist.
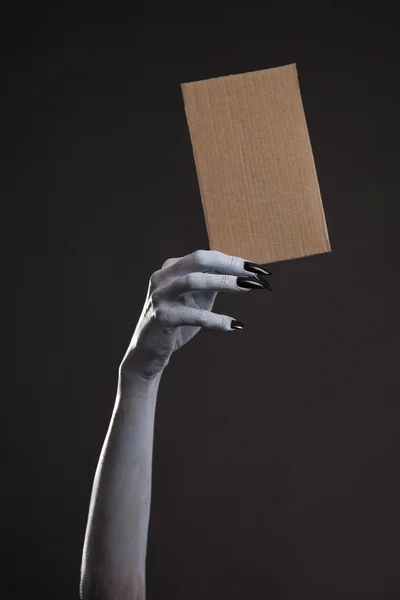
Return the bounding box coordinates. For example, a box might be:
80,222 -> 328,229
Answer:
118,351 -> 164,395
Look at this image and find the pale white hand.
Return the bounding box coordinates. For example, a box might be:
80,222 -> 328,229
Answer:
120,249 -> 271,380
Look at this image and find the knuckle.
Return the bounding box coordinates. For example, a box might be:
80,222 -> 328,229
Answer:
150,270 -> 162,288
161,258 -> 174,269
153,305 -> 167,323
184,272 -> 199,288
210,249 -> 222,261
151,291 -> 161,308
221,274 -> 231,289
197,311 -> 208,327
192,249 -> 207,265
228,254 -> 238,271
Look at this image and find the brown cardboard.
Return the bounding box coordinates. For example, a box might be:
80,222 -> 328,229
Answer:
181,64 -> 331,264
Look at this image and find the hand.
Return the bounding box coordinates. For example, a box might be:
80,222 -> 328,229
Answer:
120,249 -> 272,381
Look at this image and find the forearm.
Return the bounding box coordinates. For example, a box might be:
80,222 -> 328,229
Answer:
80,361 -> 163,600
79,249 -> 266,599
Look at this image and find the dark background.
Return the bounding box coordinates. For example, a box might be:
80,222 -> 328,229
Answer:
2,4 -> 400,599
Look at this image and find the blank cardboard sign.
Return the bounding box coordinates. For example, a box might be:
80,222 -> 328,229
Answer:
181,63 -> 331,265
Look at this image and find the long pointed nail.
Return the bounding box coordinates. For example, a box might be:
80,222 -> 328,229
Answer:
258,277 -> 272,291
231,320 -> 244,330
244,261 -> 273,276
237,276 -> 266,290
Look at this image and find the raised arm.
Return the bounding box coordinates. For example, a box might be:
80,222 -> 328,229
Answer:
79,250 -> 272,600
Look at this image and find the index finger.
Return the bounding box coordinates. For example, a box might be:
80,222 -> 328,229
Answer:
160,249 -> 271,281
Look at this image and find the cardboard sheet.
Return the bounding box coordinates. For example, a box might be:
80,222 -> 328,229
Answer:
181,64 -> 331,264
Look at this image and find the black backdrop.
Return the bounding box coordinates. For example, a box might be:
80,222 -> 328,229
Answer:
2,4 -> 400,599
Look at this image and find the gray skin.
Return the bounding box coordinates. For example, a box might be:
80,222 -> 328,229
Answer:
80,249 -> 268,600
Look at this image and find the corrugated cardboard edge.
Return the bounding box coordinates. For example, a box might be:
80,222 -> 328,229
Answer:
289,65 -> 331,257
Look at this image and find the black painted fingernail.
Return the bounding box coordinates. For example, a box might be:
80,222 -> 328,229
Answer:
231,320 -> 244,330
244,261 -> 273,276
237,276 -> 266,290
255,276 -> 272,291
